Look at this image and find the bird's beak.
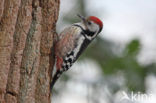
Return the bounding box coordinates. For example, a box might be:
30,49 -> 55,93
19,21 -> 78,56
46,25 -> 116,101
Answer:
77,14 -> 86,22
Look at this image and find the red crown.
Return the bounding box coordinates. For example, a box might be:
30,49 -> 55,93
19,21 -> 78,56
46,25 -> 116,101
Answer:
88,16 -> 103,29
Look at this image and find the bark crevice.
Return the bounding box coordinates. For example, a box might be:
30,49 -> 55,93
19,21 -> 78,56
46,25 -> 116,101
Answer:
0,0 -> 60,103
6,91 -> 17,97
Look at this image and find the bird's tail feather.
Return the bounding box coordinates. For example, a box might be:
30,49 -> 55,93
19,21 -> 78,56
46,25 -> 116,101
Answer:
50,71 -> 62,93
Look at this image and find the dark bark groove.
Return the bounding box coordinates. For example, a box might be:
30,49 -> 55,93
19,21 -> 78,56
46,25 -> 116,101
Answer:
0,0 -> 60,103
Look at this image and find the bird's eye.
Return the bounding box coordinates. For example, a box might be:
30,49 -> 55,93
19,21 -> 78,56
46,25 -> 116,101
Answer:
88,21 -> 92,25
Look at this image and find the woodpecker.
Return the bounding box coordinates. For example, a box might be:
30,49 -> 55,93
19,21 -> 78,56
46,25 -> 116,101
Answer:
51,15 -> 103,90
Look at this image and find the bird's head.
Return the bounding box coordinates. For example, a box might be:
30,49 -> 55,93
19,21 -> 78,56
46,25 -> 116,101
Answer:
77,14 -> 103,38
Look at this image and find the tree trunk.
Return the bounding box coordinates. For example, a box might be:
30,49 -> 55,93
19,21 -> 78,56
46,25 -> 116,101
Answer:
0,0 -> 60,103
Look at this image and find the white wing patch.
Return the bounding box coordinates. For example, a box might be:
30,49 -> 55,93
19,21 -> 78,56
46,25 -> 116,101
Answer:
73,36 -> 85,58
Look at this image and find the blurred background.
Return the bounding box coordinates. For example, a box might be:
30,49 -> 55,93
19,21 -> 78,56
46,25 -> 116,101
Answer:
52,0 -> 156,103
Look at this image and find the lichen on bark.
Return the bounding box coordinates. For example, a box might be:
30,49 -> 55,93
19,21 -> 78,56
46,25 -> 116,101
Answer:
0,0 -> 60,103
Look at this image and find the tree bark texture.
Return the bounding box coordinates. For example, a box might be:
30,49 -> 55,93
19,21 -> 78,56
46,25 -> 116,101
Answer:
0,0 -> 60,103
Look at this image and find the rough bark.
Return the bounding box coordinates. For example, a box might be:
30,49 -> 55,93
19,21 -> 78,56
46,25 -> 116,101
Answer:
0,0 -> 60,103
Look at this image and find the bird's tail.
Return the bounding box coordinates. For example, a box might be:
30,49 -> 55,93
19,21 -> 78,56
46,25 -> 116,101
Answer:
50,70 -> 62,93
